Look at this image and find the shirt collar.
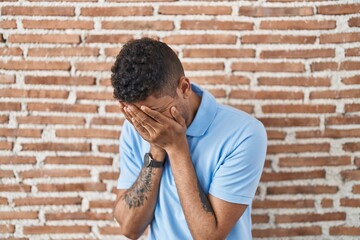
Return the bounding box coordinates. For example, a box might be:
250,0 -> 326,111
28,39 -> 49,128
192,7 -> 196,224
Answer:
186,83 -> 218,137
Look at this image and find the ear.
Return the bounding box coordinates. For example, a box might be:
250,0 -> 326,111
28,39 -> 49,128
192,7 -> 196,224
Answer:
177,76 -> 191,99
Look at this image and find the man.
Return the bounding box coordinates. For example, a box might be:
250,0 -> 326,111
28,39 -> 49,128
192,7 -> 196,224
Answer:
111,38 -> 267,240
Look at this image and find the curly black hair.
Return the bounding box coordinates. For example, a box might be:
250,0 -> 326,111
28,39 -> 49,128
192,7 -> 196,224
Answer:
111,38 -> 184,103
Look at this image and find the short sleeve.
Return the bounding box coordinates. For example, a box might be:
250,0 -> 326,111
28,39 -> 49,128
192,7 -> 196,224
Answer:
208,120 -> 267,205
117,120 -> 144,189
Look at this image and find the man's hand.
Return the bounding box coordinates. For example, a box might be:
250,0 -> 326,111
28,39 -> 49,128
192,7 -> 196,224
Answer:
123,104 -> 187,152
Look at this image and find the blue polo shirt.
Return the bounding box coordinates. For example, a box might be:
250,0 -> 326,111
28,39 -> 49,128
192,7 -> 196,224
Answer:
117,84 -> 267,239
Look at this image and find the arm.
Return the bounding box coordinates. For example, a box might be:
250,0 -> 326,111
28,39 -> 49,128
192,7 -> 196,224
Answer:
113,104 -> 166,239
113,148 -> 164,239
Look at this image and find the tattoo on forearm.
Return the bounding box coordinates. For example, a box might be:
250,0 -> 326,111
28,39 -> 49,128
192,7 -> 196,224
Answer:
123,167 -> 154,209
197,181 -> 214,213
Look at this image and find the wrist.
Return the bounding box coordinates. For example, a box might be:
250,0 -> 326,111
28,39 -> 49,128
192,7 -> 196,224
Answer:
150,145 -> 166,162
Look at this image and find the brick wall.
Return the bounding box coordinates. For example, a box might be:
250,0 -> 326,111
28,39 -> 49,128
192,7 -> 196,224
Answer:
0,0 -> 359,239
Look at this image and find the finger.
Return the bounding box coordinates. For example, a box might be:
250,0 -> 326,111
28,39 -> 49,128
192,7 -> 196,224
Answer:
123,106 -> 135,125
140,106 -> 167,123
127,105 -> 157,134
171,106 -> 186,126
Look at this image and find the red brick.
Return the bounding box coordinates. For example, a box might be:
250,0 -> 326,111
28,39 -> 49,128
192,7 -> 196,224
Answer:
46,212 -> 113,221
27,103 -> 98,113
326,116 -> 360,125
230,90 -> 303,99
0,224 -> 15,233
0,197 -> 7,205
267,185 -> 338,195
346,47 -> 360,56
0,184 -> 31,192
318,4 -> 360,15
192,75 -> 250,85
181,20 -> 253,30
81,7 -> 153,16
341,170 -> 360,181
330,226 -> 360,236
183,62 -> 224,71
37,183 -> 106,192
279,156 -> 351,167
253,199 -> 314,209
98,144 -> 119,153
102,20 -> 174,30
28,47 -> 99,57
23,20 -> 93,29
349,17 -> 360,27
321,199 -> 333,208
241,34 -> 316,44
100,171 -> 119,180
17,116 -> 85,125
0,128 -> 42,138
99,226 -> 122,235
13,197 -> 82,206
0,47 -> 22,56
253,226 -> 322,237
310,90 -> 360,99
267,143 -> 330,154
343,142 -> 360,152
0,61 -> 70,70
0,211 -> 38,220
240,6 -> 313,17
340,198 -> 360,207
266,130 -> 286,140
260,117 -> 319,127
209,89 -> 226,98
23,225 -> 91,234
1,6 -> 74,16
296,129 -> 360,139
104,48 -> 121,57
354,158 -> 360,167
85,34 -> 133,43
0,156 -> 36,165
260,49 -> 335,59
76,91 -> 114,100
0,75 -> 15,84
183,48 -> 255,58
310,62 -> 338,71
342,75 -> 360,84
0,34 -> 3,42
340,61 -> 360,70
45,156 -> 112,165
232,62 -> 304,72
105,105 -> 123,113
345,104 -> 360,112
163,35 -> 237,45
21,143 -> 90,152
0,20 -> 17,29
252,214 -> 269,224
0,116 -> 9,124
20,169 -> 91,178
91,117 -> 124,126
0,142 -> 13,150
56,129 -> 120,139
159,5 -> 231,15
25,76 -> 95,85
75,62 -> 113,72
261,170 -> 325,182
8,34 -> 80,44
0,89 -> 69,99
89,200 -> 113,209
0,102 -> 21,111
260,20 -> 336,30
276,212 -> 345,223
226,104 -> 254,114
262,104 -> 335,113
0,170 -> 14,178
353,185 -> 360,193
320,33 -> 360,43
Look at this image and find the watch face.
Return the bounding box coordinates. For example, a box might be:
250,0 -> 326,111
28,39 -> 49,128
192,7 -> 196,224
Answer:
144,153 -> 152,167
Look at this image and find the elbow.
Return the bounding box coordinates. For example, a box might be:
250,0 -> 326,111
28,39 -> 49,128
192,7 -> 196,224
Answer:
121,228 -> 143,240
113,203 -> 144,239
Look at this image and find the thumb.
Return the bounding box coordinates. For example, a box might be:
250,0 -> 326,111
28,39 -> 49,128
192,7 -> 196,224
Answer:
171,107 -> 185,126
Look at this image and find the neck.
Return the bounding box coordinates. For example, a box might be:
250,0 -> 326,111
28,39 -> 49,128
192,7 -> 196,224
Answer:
186,90 -> 201,127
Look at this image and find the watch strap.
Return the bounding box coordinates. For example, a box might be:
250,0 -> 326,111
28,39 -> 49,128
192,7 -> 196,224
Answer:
145,153 -> 165,168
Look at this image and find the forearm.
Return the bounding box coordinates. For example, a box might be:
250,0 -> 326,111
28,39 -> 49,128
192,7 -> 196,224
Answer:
167,145 -> 220,240
114,148 -> 164,239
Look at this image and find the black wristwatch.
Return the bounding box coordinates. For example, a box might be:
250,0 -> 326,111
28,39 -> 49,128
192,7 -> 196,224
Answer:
144,153 -> 165,168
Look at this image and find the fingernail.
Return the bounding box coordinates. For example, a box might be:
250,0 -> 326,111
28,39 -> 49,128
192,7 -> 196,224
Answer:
140,106 -> 146,111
